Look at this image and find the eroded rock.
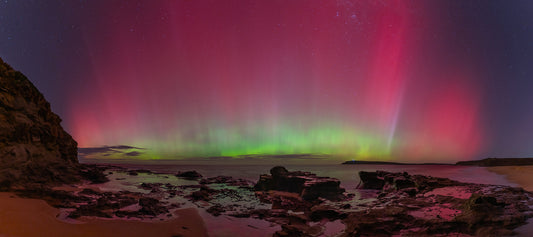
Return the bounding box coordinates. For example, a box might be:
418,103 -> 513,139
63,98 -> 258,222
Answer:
176,170 -> 203,180
350,170 -> 533,236
254,166 -> 345,201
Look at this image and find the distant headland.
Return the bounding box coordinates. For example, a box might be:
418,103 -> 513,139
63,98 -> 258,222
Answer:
455,158 -> 533,166
342,157 -> 533,167
341,160 -> 450,165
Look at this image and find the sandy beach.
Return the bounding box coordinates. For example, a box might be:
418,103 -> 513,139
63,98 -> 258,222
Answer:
0,192 -> 208,237
488,166 -> 533,192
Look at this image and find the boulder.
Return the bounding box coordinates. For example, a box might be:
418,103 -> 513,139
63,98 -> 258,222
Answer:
186,185 -> 219,201
309,205 -> 346,221
270,166 -> 289,177
357,171 -> 385,189
139,197 -> 168,216
255,166 -> 345,201
176,170 -> 203,180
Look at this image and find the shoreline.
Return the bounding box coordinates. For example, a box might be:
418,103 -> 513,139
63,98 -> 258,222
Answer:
0,192 -> 208,237
1,165 -> 533,236
487,166 -> 533,192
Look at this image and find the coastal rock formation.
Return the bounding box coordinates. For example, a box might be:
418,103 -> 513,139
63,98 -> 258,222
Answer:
358,170 -> 462,192
175,170 -> 203,180
0,58 -> 80,188
254,166 -> 345,201
200,175 -> 254,186
346,170 -> 533,236
14,165 -> 533,237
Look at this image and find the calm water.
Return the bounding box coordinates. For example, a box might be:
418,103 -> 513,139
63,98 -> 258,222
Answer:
106,163 -> 516,190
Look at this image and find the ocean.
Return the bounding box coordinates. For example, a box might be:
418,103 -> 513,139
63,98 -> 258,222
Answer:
103,163 -> 516,190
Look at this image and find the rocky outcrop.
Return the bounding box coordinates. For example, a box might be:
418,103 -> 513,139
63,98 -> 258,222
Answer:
0,58 -> 80,188
175,170 -> 203,180
347,170 -> 533,236
254,166 -> 345,201
14,164 -> 533,237
200,175 -> 254,186
358,170 -> 463,192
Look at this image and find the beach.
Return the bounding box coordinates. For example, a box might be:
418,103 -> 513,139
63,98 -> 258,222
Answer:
0,192 -> 207,237
488,166 -> 533,191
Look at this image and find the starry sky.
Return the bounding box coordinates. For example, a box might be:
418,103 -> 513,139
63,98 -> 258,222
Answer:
1,0 -> 533,163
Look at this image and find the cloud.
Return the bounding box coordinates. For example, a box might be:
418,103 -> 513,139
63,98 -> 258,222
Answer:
125,151 -> 142,157
78,145 -> 146,160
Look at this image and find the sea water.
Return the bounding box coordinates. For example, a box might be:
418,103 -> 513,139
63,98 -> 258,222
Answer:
102,163 -> 516,190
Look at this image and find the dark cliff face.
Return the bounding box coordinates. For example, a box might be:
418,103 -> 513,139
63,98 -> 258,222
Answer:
0,58 -> 80,187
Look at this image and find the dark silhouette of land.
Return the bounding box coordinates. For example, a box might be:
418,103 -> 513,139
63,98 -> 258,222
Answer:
342,158 -> 533,167
341,160 -> 449,165
455,158 -> 533,167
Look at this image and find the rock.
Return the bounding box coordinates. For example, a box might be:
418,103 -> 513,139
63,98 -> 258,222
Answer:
200,175 -> 253,187
349,170 -> 533,236
16,188 -> 90,208
256,191 -> 312,211
255,166 -> 345,201
357,171 -> 385,189
0,58 -> 82,187
176,170 -> 203,180
68,204 -> 112,219
79,165 -> 109,184
270,166 -> 289,177
186,185 -> 218,201
343,207 -> 415,236
392,176 -> 416,190
139,197 -> 159,207
301,179 -> 344,201
206,204 -> 224,216
139,197 -> 168,216
359,170 -> 463,193
274,223 -> 323,237
309,205 -> 347,221
78,188 -> 100,195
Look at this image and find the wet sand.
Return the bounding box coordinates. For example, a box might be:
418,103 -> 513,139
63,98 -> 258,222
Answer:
0,192 -> 208,237
488,166 -> 533,191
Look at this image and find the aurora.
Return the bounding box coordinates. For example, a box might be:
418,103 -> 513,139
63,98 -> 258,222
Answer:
3,0 -> 532,163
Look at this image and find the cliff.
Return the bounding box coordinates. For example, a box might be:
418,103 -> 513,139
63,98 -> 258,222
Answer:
0,57 -> 80,188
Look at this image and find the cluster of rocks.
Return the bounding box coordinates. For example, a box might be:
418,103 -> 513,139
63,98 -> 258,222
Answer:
15,186 -> 172,220
200,175 -> 254,187
340,170 -> 533,236
43,165 -> 533,237
245,169 -> 533,237
254,166 -> 346,202
9,161 -> 533,237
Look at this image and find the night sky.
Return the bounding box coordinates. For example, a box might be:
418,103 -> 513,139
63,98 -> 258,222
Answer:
1,0 -> 533,162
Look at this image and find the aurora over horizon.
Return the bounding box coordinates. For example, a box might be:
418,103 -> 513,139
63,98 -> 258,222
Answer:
2,1 -> 533,163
